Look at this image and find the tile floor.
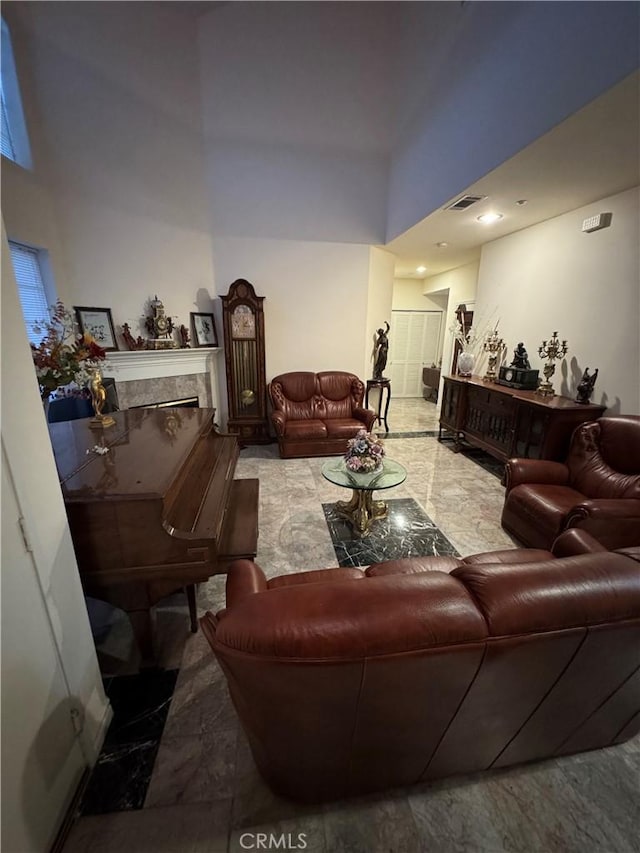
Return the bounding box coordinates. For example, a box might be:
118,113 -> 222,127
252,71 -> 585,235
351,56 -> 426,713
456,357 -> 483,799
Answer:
64,398 -> 640,853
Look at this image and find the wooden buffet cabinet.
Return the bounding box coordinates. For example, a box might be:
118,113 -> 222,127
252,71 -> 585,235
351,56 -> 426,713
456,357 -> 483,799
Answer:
439,375 -> 605,462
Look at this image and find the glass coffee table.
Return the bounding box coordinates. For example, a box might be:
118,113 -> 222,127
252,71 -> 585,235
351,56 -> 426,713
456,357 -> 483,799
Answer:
321,458 -> 407,537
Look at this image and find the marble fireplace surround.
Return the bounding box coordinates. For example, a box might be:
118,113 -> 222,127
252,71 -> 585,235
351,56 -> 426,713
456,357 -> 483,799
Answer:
106,349 -> 221,411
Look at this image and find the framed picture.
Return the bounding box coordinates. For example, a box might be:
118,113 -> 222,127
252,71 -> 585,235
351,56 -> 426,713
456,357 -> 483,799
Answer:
74,306 -> 118,351
191,312 -> 218,347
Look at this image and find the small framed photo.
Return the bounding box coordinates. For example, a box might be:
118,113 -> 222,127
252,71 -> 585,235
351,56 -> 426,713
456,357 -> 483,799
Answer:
191,312 -> 218,347
74,306 -> 118,351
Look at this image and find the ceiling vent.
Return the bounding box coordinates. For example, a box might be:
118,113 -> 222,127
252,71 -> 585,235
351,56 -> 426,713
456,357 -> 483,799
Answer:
445,195 -> 484,211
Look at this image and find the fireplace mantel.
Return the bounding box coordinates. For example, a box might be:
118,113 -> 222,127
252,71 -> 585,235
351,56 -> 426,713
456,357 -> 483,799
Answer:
107,348 -> 221,381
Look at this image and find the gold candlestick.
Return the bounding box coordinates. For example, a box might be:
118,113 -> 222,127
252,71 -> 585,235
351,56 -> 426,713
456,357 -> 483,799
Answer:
537,331 -> 568,397
483,330 -> 505,382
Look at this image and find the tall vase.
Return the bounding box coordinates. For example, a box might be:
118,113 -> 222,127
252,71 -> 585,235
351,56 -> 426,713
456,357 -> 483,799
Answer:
457,351 -> 475,377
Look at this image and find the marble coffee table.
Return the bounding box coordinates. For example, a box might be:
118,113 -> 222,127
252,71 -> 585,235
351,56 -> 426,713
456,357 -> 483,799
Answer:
321,457 -> 407,537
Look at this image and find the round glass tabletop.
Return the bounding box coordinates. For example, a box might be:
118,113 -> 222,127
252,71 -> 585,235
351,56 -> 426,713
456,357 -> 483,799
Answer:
321,457 -> 407,492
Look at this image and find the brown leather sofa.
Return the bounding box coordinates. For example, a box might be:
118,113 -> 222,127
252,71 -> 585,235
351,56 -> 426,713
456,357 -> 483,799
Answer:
201,530 -> 640,803
502,416 -> 640,550
268,371 -> 376,458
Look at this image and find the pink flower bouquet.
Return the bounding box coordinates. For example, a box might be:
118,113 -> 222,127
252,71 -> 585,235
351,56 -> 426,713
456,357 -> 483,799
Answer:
344,429 -> 385,473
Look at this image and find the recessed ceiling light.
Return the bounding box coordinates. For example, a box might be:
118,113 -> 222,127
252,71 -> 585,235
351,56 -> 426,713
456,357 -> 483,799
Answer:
516,199 -> 528,206
436,242 -> 448,248
416,265 -> 427,274
477,212 -> 503,224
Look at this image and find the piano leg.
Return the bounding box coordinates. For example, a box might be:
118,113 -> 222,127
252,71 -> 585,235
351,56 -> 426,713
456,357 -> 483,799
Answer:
186,584 -> 198,633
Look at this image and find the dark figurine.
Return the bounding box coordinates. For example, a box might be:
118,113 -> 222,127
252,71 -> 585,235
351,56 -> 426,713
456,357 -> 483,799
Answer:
178,324 -> 191,348
121,323 -> 147,351
373,321 -> 390,380
511,342 -> 531,370
576,367 -> 598,404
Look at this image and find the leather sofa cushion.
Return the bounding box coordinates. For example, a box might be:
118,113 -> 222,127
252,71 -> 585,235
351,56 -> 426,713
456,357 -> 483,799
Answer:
214,572 -> 488,658
268,568 -> 365,589
452,552 -> 640,636
284,419 -> 327,438
462,548 -> 554,565
366,557 -> 464,576
325,418 -> 368,438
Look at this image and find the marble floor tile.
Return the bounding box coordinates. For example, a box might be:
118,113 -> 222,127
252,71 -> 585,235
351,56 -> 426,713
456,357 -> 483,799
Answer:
63,801 -> 231,853
322,793 -> 422,853
144,728 -> 238,807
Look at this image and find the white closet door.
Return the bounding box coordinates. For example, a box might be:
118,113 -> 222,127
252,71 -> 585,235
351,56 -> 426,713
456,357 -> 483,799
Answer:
389,311 -> 443,397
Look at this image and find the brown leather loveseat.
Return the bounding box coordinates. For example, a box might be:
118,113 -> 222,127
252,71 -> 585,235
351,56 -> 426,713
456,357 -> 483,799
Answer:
268,371 -> 376,458
201,530 -> 640,803
502,416 -> 640,550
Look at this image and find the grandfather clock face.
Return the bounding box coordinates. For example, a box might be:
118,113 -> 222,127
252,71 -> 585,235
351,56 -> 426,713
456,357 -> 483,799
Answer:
231,305 -> 255,340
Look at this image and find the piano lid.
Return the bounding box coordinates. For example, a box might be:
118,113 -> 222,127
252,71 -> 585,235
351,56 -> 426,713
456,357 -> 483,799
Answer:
49,408 -> 218,501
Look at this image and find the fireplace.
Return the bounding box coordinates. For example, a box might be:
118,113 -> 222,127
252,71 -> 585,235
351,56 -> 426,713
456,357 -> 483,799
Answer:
107,349 -> 221,411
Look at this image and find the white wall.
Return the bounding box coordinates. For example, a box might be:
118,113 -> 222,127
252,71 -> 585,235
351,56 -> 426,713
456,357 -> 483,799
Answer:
1,223 -> 111,851
422,261 -> 479,382
199,2 -> 394,246
388,1 -> 640,240
211,236 -> 374,427
2,2 -> 216,341
393,278 -> 448,312
366,247 -> 396,379
476,187 -> 640,413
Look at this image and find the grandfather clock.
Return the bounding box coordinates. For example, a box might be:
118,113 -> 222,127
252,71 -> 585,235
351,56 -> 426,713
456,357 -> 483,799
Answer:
221,279 -> 269,444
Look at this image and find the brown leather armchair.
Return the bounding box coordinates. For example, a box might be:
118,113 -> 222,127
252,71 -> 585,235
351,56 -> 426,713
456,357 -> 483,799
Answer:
268,371 -> 376,458
201,530 -> 640,803
502,416 -> 640,550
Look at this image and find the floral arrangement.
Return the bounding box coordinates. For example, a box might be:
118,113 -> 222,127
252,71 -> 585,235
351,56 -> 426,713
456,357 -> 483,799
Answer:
344,429 -> 385,473
31,301 -> 107,399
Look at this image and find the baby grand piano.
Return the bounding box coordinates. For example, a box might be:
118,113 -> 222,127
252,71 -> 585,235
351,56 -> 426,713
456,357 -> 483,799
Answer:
49,407 -> 259,664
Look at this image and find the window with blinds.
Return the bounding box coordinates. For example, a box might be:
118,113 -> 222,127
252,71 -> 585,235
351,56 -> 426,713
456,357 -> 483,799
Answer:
9,241 -> 51,345
1,79 -> 16,160
1,18 -> 31,168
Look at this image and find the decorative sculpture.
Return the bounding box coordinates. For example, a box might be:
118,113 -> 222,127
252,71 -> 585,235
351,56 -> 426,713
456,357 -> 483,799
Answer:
512,342 -> 531,370
482,329 -> 505,382
121,323 -> 147,351
576,367 -> 599,404
88,368 -> 115,429
178,324 -> 191,348
537,332 -> 568,397
373,322 -> 390,380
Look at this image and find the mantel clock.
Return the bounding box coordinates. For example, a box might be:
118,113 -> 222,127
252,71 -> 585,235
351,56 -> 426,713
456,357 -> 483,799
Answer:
221,279 -> 269,444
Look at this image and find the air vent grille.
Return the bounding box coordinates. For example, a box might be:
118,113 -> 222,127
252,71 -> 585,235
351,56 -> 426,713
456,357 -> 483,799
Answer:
445,195 -> 484,211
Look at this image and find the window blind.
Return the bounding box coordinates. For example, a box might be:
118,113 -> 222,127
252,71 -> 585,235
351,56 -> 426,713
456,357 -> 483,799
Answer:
0,79 -> 16,160
9,241 -> 50,345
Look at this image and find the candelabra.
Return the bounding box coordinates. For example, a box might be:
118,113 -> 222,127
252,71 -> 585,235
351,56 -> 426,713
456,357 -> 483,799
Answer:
537,331 -> 568,397
483,330 -> 505,382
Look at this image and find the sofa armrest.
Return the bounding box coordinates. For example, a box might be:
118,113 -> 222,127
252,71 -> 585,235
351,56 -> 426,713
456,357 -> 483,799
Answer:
353,406 -> 377,432
503,458 -> 569,493
225,559 -> 268,608
271,410 -> 286,437
551,528 -> 608,557
566,499 -> 640,525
